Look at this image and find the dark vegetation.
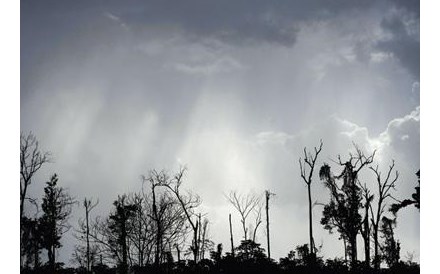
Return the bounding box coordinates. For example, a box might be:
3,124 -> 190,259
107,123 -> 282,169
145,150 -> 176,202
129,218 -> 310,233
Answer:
20,133 -> 420,273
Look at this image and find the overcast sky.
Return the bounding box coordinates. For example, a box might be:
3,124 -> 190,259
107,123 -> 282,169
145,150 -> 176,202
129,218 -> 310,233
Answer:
21,0 -> 419,266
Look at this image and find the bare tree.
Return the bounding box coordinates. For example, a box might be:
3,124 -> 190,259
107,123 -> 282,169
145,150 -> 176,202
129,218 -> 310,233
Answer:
199,217 -> 214,260
251,199 -> 263,243
226,191 -> 260,241
20,132 -> 51,220
89,216 -> 124,267
369,160 -> 399,270
126,192 -> 152,267
143,170 -> 167,267
75,198 -> 99,273
265,190 -> 275,260
299,140 -> 323,255
229,213 -> 235,256
160,167 -> 203,263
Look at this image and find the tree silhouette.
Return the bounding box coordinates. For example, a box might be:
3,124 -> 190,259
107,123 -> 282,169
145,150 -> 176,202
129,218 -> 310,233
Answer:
226,191 -> 260,241
108,195 -> 138,274
21,217 -> 42,269
160,167 -> 203,263
229,213 -> 235,257
74,198 -> 99,273
39,174 -> 75,273
235,240 -> 266,262
200,217 -> 214,260
250,198 -> 263,243
359,182 -> 373,268
380,216 -> 400,268
299,140 -> 323,257
144,170 -> 167,267
369,160 -> 399,269
265,190 -> 275,260
319,145 -> 375,268
390,170 -> 420,215
20,132 -> 51,220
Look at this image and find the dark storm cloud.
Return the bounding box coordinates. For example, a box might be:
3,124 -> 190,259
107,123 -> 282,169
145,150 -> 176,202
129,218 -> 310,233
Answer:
377,11 -> 420,78
21,0 -> 384,49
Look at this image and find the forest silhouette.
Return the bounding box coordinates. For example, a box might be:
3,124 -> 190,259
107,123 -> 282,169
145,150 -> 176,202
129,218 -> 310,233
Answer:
20,132 -> 420,274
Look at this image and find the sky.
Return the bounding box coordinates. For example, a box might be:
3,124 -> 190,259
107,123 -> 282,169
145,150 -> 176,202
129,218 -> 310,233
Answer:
21,0 -> 420,266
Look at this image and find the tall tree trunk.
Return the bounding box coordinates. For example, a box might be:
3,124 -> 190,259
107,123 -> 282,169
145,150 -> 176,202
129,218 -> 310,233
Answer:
176,245 -> 181,262
373,225 -> 379,269
229,214 -> 235,256
86,209 -> 90,273
121,222 -> 128,274
48,246 -> 55,273
138,209 -> 143,267
265,191 -> 271,259
343,238 -> 348,266
307,184 -> 314,255
34,239 -> 39,269
363,205 -> 370,268
198,214 -> 202,261
349,235 -> 357,268
193,225 -> 199,262
20,183 -> 28,221
152,185 -> 160,268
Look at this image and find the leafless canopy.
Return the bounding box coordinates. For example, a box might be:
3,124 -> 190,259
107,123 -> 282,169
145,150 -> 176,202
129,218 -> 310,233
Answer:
20,132 -> 51,219
369,160 -> 399,269
226,191 -> 261,241
299,139 -> 323,186
298,139 -> 323,256
369,160 -> 399,218
335,143 -> 376,175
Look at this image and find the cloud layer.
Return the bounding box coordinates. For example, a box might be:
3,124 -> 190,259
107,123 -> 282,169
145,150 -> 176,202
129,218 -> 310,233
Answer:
21,0 -> 419,265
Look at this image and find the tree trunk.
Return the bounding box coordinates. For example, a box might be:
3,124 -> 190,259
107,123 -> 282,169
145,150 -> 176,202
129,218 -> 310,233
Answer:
86,209 -> 90,273
343,238 -> 348,266
20,183 -> 28,221
349,235 -> 357,268
152,185 -> 161,268
193,226 -> 199,262
176,245 -> 181,262
373,225 -> 379,269
265,191 -> 271,259
121,221 -> 128,274
307,184 -> 314,255
363,206 -> 370,268
48,246 -> 55,273
229,214 -> 235,256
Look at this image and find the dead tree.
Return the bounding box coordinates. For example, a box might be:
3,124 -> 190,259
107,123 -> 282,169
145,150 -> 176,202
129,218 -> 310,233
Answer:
226,191 -> 260,241
20,132 -> 51,220
369,160 -> 399,270
144,170 -> 166,267
299,140 -> 323,255
251,199 -> 263,243
229,213 -> 235,256
199,217 -> 213,260
81,198 -> 99,273
161,167 -> 202,263
265,190 -> 275,260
